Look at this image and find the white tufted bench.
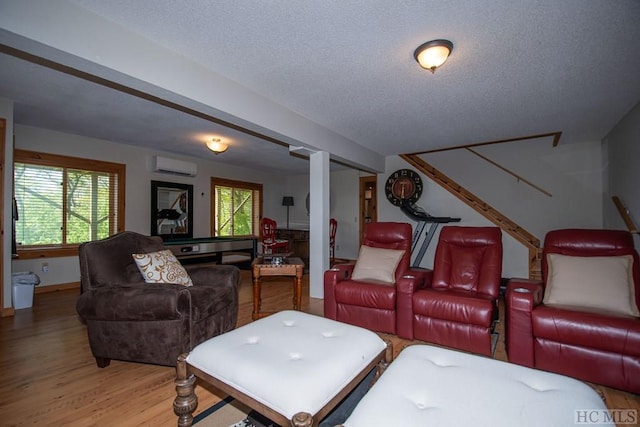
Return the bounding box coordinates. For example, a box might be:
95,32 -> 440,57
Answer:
342,344 -> 612,427
174,310 -> 390,427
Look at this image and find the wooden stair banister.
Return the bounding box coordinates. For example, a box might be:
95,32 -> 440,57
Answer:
401,154 -> 542,280
612,196 -> 639,234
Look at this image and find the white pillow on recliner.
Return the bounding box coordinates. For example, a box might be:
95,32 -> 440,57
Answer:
132,249 -> 193,287
543,254 -> 639,317
351,245 -> 405,285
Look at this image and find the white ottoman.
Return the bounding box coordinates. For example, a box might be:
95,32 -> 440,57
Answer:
342,345 -> 612,427
174,310 -> 390,427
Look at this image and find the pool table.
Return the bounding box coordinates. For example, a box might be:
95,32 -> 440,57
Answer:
163,236 -> 256,265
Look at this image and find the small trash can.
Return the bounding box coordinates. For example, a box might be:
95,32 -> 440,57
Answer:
12,271 -> 40,309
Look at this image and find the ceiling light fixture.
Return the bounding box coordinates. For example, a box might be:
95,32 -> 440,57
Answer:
206,138 -> 228,154
414,39 -> 454,73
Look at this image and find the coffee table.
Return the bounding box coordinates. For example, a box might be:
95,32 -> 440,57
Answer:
174,310 -> 391,427
252,256 -> 305,320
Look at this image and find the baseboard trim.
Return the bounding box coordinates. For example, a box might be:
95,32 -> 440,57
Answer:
1,307 -> 16,317
35,281 -> 80,294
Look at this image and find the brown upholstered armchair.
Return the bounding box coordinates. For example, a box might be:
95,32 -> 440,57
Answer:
397,226 -> 503,356
506,229 -> 640,393
324,222 -> 423,335
76,231 -> 240,367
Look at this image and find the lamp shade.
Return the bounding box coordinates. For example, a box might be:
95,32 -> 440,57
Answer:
414,39 -> 453,73
282,196 -> 294,206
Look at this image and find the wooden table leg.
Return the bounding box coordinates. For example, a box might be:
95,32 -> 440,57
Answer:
174,354 -> 198,427
291,277 -> 297,309
373,340 -> 394,385
292,412 -> 313,427
294,269 -> 303,310
252,274 -> 261,320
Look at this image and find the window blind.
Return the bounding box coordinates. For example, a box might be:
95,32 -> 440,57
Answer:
212,178 -> 262,237
13,149 -> 125,255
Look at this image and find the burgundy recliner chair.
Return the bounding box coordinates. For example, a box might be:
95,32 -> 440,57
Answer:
324,222 -> 422,335
506,229 -> 640,393
397,226 -> 503,356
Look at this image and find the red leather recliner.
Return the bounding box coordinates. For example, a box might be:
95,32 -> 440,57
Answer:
397,226 -> 503,356
324,222 -> 422,335
506,229 -> 640,393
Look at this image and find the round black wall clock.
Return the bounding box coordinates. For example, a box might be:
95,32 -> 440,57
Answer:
385,169 -> 423,206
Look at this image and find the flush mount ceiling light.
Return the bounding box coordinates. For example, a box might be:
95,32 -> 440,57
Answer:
206,138 -> 228,154
414,39 -> 454,73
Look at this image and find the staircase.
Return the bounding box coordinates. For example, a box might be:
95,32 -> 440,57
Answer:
401,154 -> 542,280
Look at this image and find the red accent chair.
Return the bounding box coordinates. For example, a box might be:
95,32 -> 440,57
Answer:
324,222 -> 423,335
260,217 -> 289,255
397,226 -> 503,356
329,218 -> 338,265
505,229 -> 640,393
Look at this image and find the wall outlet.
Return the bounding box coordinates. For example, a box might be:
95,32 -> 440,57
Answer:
41,262 -> 49,273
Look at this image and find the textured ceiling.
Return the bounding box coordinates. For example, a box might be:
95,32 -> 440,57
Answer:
2,0 -> 640,174
0,52 -> 313,174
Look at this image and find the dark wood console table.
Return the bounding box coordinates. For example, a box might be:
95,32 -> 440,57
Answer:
275,228 -> 309,268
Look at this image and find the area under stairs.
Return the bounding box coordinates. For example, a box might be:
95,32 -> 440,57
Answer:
401,154 -> 542,280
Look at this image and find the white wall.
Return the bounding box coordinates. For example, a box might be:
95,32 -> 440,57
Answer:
284,135 -> 606,280
377,136 -> 604,279
379,156 -> 529,278
279,173 -> 310,230
283,168 -> 361,260
329,169 -> 362,260
423,136 -> 603,238
9,124 -> 285,294
604,101 -> 640,248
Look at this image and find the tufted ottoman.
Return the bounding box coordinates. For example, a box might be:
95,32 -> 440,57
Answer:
341,345 -> 612,427
174,310 -> 391,427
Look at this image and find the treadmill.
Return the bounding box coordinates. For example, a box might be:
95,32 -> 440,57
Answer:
400,201 -> 461,267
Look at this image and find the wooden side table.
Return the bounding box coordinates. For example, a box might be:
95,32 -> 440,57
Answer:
251,257 -> 305,320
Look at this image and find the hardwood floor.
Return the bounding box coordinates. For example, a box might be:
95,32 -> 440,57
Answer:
1,270 -> 638,426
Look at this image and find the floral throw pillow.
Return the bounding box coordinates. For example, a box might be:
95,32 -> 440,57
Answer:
132,249 -> 193,287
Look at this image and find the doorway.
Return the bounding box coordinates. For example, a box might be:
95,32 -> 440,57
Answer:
359,175 -> 377,243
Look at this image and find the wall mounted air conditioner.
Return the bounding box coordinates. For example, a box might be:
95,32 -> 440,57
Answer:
152,156 -> 197,177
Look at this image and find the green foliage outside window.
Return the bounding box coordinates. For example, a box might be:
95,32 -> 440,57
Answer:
231,188 -> 253,235
14,162 -> 119,247
14,164 -> 63,245
217,186 -> 232,236
213,180 -> 261,237
66,169 -> 113,244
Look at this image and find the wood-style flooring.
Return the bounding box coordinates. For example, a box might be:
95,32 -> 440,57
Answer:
1,270 -> 638,426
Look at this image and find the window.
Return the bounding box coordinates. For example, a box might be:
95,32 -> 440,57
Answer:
211,177 -> 262,237
14,149 -> 125,258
